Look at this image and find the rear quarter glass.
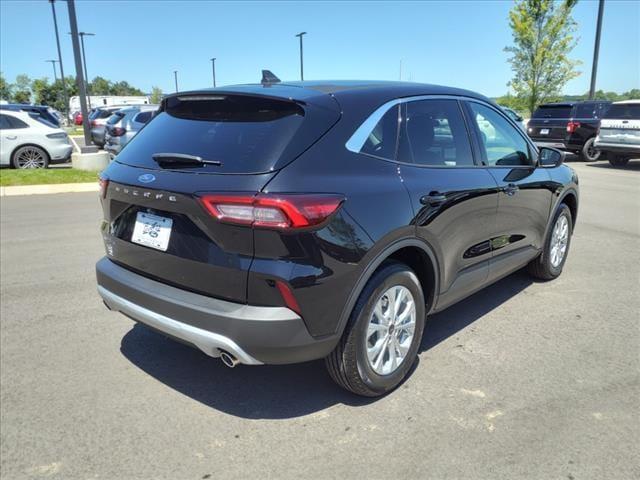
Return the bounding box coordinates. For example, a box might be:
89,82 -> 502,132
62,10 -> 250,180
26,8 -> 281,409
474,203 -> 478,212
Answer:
113,94 -> 340,174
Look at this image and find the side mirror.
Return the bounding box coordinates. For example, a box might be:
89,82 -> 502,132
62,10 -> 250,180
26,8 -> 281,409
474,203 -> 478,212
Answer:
538,147 -> 565,168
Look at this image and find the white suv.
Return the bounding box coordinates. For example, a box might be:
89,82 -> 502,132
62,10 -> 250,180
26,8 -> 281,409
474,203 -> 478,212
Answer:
595,100 -> 640,167
0,110 -> 73,168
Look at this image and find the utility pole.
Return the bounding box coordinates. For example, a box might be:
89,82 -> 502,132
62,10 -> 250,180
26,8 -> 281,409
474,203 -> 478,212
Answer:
46,60 -> 59,83
49,0 -> 68,120
174,70 -> 179,92
66,0 -> 94,149
295,32 -> 307,81
210,58 -> 217,88
589,0 -> 605,100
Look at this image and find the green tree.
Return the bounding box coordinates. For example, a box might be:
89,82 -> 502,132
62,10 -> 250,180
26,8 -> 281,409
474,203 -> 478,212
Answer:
109,80 -> 144,96
149,86 -> 163,104
90,76 -> 112,95
0,73 -> 10,101
505,0 -> 581,116
11,73 -> 32,103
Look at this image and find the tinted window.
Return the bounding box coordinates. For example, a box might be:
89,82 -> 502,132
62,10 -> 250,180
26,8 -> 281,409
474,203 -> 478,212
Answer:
6,115 -> 29,129
359,105 -> 399,160
532,105 -> 572,119
398,99 -> 474,167
468,102 -> 531,167
574,103 -> 600,119
603,103 -> 640,120
115,95 -> 312,174
134,111 -> 153,124
0,114 -> 11,129
107,112 -> 125,125
99,110 -> 114,119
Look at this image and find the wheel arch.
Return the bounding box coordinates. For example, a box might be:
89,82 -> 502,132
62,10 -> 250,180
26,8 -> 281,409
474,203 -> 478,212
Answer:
334,238 -> 440,338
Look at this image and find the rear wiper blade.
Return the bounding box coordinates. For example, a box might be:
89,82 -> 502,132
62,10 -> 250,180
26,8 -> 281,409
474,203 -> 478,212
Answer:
152,153 -> 222,166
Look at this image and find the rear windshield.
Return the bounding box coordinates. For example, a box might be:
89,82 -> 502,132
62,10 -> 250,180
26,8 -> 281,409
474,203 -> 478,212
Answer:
603,103 -> 640,120
115,94 -> 311,174
532,105 -> 572,119
107,112 -> 125,125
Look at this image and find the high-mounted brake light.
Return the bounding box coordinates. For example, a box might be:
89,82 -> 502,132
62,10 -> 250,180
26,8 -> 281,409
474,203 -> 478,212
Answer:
200,193 -> 345,229
567,121 -> 581,133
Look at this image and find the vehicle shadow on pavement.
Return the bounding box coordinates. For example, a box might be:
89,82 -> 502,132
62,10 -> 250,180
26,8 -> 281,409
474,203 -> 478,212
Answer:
420,270 -> 532,353
585,160 -> 640,171
120,270 -> 532,419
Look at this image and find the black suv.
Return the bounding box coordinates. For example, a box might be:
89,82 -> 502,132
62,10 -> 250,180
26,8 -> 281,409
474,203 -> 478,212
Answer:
528,101 -> 610,161
96,81 -> 579,396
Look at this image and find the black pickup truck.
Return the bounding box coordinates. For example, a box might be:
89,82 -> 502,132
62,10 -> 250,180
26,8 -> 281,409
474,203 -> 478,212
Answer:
528,101 -> 611,161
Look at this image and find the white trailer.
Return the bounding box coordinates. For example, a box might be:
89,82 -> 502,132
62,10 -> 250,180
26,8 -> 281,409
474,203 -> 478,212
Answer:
69,95 -> 150,116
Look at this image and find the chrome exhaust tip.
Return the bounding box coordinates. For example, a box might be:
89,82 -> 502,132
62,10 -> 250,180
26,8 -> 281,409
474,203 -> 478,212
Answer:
220,350 -> 240,368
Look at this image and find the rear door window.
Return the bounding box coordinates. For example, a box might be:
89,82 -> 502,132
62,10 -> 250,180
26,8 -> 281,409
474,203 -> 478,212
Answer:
114,94 -> 336,174
574,103 -> 599,119
398,99 -> 474,167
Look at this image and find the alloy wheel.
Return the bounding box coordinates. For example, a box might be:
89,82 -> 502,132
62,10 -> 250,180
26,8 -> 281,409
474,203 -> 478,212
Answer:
366,285 -> 416,375
16,147 -> 46,169
550,214 -> 569,267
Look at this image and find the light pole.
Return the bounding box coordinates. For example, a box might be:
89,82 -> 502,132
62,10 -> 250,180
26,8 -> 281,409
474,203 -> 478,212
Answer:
174,70 -> 179,92
210,58 -> 217,88
46,60 -> 59,83
66,0 -> 93,148
78,32 -> 95,98
295,32 -> 307,81
49,0 -> 68,119
589,0 -> 605,100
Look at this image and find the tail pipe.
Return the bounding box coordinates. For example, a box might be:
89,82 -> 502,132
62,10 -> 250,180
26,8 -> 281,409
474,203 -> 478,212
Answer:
220,350 -> 240,368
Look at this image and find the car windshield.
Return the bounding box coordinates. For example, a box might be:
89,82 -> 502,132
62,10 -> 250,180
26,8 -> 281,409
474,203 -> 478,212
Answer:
532,105 -> 572,119
603,104 -> 640,120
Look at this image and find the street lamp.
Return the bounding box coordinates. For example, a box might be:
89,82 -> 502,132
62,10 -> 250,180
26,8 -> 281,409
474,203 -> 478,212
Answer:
78,32 -> 95,95
48,0 -> 68,119
174,70 -> 179,92
295,32 -> 307,81
589,0 -> 605,100
210,58 -> 217,88
46,59 -> 59,83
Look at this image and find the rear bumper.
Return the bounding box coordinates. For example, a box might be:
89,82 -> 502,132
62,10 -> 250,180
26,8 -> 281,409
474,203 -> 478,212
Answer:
96,257 -> 337,364
593,141 -> 640,156
48,143 -> 73,161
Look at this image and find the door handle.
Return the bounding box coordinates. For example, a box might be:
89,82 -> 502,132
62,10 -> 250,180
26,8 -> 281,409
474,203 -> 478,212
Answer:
502,183 -> 519,196
5,136 -> 17,140
420,192 -> 447,206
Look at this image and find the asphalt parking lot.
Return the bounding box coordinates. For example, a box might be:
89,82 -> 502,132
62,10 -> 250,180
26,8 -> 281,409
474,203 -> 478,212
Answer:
1,160 -> 639,479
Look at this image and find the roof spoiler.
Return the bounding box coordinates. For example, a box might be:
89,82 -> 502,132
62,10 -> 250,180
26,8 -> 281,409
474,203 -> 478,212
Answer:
261,70 -> 281,86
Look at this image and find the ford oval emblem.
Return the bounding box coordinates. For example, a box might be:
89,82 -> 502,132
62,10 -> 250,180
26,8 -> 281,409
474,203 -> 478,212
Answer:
138,173 -> 156,183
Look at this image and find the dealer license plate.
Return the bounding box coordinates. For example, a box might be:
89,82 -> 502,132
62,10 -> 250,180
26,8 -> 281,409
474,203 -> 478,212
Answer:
131,211 -> 173,251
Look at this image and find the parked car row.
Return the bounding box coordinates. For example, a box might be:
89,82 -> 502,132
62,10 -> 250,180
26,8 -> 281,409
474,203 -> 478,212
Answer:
85,104 -> 158,155
526,99 -> 639,166
0,110 -> 72,168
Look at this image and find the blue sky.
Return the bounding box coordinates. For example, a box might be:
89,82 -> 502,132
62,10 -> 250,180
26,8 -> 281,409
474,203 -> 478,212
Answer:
1,0 -> 638,97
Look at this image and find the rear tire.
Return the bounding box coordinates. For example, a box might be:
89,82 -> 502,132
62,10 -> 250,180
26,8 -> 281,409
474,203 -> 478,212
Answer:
581,137 -> 600,162
609,155 -> 629,167
11,145 -> 49,169
528,204 -> 572,281
325,262 -> 426,397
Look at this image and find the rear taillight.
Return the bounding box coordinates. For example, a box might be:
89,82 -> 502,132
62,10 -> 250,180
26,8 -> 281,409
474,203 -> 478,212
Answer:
567,121 -> 581,133
99,176 -> 109,198
110,127 -> 126,136
200,193 -> 345,229
90,120 -> 97,127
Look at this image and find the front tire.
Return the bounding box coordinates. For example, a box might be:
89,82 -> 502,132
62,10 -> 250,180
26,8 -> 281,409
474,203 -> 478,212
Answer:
609,155 -> 629,167
581,137 -> 600,162
325,262 -> 426,397
528,204 -> 572,280
12,145 -> 49,169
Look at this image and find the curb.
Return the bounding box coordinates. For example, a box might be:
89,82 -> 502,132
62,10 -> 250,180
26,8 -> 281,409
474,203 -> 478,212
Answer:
0,182 -> 99,197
